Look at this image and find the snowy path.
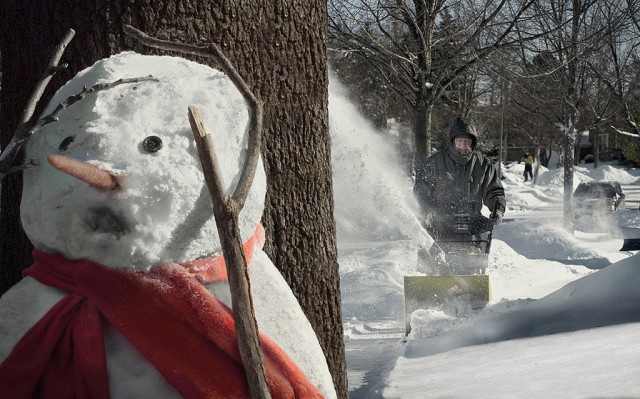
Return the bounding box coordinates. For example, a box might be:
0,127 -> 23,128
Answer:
344,321 -> 405,399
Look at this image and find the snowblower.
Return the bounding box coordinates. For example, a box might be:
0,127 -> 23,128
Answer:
404,213 -> 494,334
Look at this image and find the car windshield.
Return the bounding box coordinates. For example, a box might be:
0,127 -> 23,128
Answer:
574,184 -> 616,198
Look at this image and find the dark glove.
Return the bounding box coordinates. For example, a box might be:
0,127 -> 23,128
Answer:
490,209 -> 504,225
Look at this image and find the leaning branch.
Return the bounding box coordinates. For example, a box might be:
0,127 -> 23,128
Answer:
22,30 -> 76,128
35,76 -> 160,134
0,27 -> 159,179
0,76 -> 159,178
610,126 -> 640,139
0,29 -> 75,177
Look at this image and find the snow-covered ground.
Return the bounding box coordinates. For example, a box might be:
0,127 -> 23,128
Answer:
330,80 -> 640,398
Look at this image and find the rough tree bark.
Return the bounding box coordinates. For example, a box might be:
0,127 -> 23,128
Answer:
414,100 -> 434,156
0,1 -> 347,396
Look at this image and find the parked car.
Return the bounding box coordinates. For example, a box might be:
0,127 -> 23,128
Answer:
573,181 -> 626,215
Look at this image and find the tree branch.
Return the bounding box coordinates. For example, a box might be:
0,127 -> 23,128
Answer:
0,29 -> 75,177
0,76 -> 160,177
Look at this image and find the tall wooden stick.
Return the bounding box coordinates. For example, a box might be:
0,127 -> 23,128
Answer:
189,106 -> 270,399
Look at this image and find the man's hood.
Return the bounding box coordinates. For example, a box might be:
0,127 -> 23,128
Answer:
448,117 -> 478,149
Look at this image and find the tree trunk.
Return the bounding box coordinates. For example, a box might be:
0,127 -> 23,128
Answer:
414,98 -> 434,157
504,131 -> 509,166
563,129 -> 576,231
574,135 -> 581,166
0,1 -> 347,396
594,129 -> 599,169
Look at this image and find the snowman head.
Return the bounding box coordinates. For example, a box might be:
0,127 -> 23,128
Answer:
21,52 -> 266,270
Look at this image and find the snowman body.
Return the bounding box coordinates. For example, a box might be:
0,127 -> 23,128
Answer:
0,52 -> 335,398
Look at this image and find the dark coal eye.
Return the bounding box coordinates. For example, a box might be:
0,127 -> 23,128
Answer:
142,136 -> 163,153
59,136 -> 75,152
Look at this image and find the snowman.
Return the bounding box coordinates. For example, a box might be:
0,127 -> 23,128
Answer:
0,52 -> 336,399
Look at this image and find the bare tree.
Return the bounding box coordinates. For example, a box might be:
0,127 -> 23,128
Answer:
329,0 -> 539,157
0,1 -> 347,396
492,52 -> 566,173
506,0 -> 629,229
586,0 -> 640,140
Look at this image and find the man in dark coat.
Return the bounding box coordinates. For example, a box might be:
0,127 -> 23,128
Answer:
414,117 -> 506,240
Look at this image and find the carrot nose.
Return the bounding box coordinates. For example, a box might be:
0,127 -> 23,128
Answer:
48,154 -> 120,191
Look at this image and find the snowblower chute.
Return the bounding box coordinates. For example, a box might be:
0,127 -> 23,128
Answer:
405,214 -> 494,334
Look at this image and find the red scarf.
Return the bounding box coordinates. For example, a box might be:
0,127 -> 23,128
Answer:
0,225 -> 323,399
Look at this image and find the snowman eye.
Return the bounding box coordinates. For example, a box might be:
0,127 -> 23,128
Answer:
142,136 -> 163,153
59,136 -> 75,152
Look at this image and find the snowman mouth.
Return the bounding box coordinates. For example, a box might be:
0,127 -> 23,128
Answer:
85,206 -> 131,238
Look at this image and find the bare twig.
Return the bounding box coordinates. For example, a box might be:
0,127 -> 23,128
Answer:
0,76 -> 160,177
0,29 -> 75,176
23,30 -> 76,127
34,76 -> 160,138
4,159 -> 39,174
189,106 -> 270,399
0,28 -> 158,177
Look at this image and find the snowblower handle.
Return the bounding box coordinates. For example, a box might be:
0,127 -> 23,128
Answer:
450,214 -> 493,235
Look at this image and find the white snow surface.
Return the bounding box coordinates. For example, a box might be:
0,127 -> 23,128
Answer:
331,76 -> 640,398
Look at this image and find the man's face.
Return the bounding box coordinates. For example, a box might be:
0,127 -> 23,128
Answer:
453,137 -> 473,155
